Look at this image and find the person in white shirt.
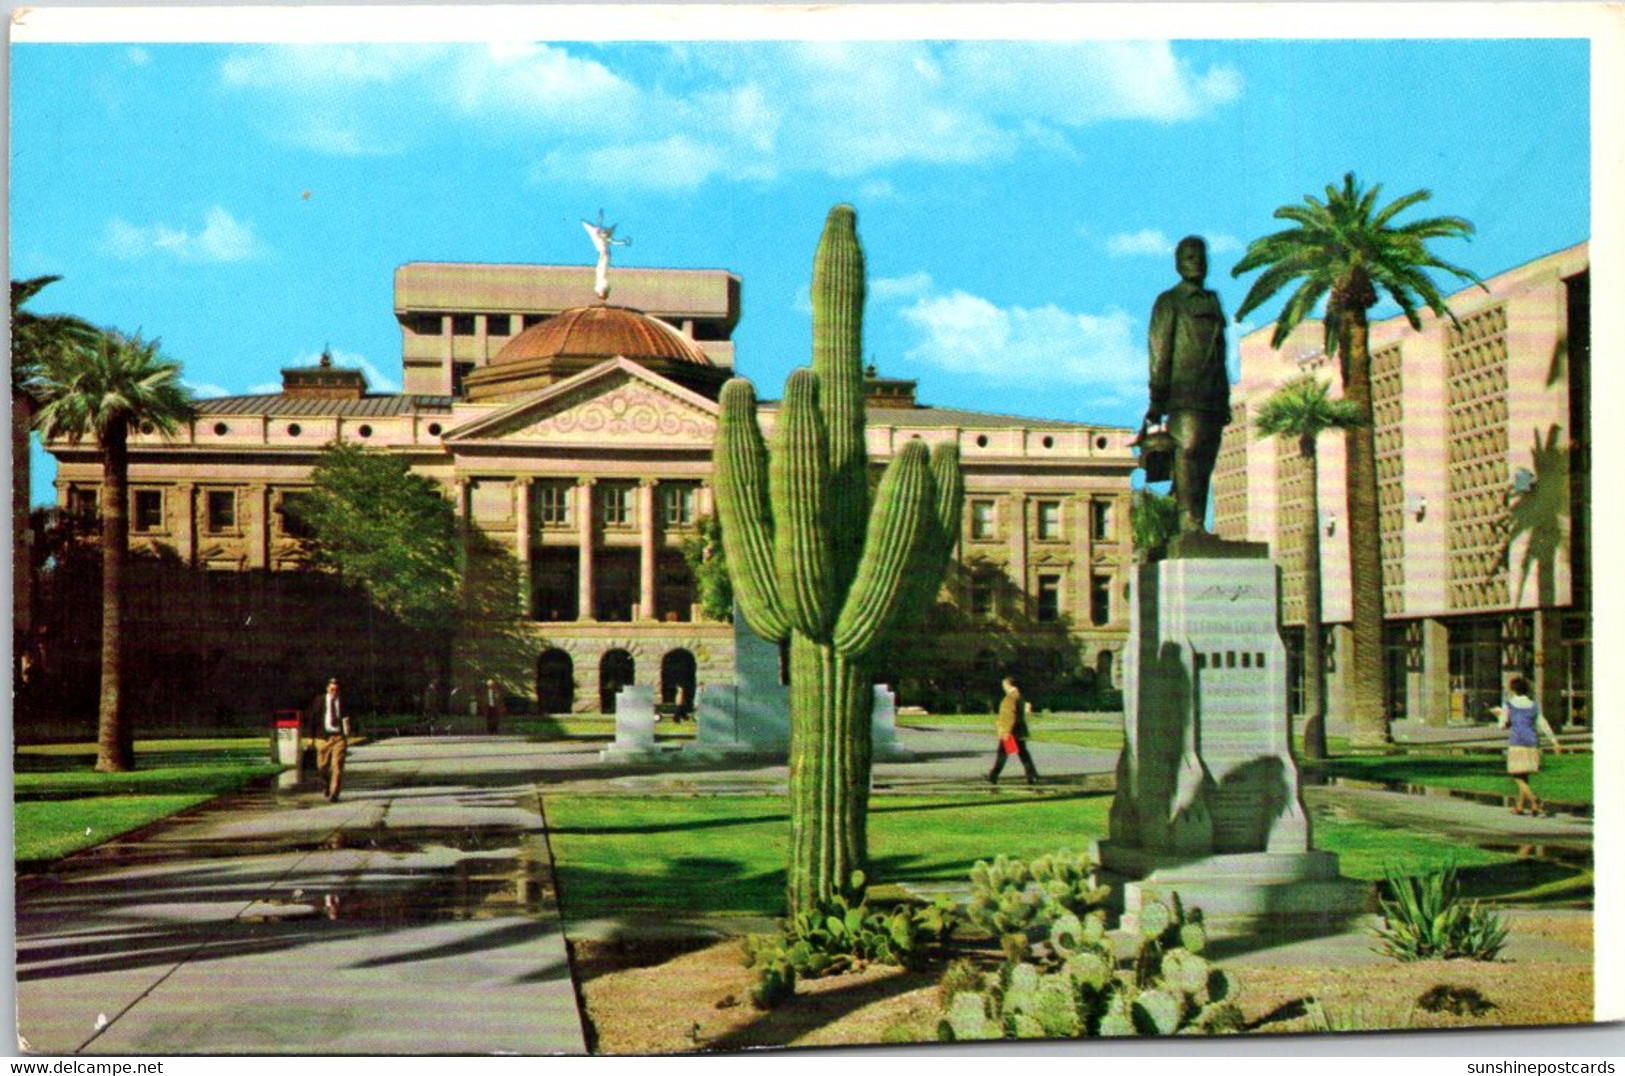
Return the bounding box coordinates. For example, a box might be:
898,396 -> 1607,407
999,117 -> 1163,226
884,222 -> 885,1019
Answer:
311,678 -> 348,802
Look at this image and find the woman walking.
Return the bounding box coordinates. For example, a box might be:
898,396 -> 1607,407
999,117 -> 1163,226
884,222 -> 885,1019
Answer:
1494,675 -> 1562,816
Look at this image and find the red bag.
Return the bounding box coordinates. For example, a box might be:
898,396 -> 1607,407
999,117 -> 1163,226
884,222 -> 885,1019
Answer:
1001,735 -> 1019,755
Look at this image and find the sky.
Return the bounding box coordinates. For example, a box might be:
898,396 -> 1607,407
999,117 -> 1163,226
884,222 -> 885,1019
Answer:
9,29 -> 1592,506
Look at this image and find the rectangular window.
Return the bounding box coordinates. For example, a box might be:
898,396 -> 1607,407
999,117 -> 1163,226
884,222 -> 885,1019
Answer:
1037,574 -> 1062,622
70,487 -> 99,519
206,489 -> 237,533
601,484 -> 633,527
1037,500 -> 1062,541
484,313 -> 514,336
1091,574 -> 1112,627
523,314 -> 549,329
970,499 -> 996,540
133,489 -> 163,532
537,483 -> 572,526
969,574 -> 996,618
278,492 -> 316,539
1092,500 -> 1113,542
405,313 -> 443,336
452,314 -> 477,336
663,484 -> 696,527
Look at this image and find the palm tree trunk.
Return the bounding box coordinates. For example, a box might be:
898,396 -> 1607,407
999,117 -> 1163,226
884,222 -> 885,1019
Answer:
1301,435 -> 1328,760
1341,310 -> 1390,747
96,420 -> 133,772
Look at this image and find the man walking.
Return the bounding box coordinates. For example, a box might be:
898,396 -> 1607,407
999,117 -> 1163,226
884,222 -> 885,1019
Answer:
989,676 -> 1039,786
311,678 -> 348,802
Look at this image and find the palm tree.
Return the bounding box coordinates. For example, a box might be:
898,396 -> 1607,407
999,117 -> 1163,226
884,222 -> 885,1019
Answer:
1232,173 -> 1482,748
12,277 -> 102,678
32,331 -> 196,772
1255,375 -> 1364,760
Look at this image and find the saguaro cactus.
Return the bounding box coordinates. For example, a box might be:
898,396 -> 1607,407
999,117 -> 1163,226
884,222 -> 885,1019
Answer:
715,205 -> 963,914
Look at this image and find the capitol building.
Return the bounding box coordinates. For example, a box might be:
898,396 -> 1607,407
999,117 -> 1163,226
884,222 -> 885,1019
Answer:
41,259 -> 1138,719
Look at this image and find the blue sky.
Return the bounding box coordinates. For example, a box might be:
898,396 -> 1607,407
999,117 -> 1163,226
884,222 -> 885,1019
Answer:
10,36 -> 1590,504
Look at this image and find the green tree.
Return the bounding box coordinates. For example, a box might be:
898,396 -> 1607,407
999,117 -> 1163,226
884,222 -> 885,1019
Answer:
714,206 -> 962,915
1254,375 -> 1364,761
679,513 -> 733,622
1130,488 -> 1180,559
297,443 -> 461,683
1232,173 -> 1481,748
32,331 -> 196,772
11,276 -> 100,392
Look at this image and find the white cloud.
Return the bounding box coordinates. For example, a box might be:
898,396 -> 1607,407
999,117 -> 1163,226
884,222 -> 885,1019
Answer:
898,287 -> 1143,406
247,381 -> 282,395
218,41 -> 1241,191
859,179 -> 897,200
871,272 -> 935,302
184,380 -> 231,398
100,207 -> 267,263
1104,229 -> 1242,258
127,47 -> 150,66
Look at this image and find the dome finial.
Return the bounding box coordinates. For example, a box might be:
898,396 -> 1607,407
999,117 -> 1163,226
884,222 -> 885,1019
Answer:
582,209 -> 631,302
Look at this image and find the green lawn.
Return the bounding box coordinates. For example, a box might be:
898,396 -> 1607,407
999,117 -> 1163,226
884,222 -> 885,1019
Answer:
14,738 -> 281,865
542,791 -> 1113,920
1304,751 -> 1593,806
898,712 -> 1125,752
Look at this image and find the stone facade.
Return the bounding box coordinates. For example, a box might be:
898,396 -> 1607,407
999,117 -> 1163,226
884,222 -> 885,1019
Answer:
42,262 -> 1136,717
1213,242 -> 1590,728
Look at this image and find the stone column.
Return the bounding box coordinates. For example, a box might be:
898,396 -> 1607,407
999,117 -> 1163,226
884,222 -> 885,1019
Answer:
639,478 -> 659,621
697,483 -> 714,519
1418,617 -> 1451,727
577,477 -> 596,622
516,478 -> 533,619
177,482 -> 197,567
1327,623 -> 1356,733
1008,494 -> 1029,618
249,485 -> 270,570
1534,607 -> 1565,728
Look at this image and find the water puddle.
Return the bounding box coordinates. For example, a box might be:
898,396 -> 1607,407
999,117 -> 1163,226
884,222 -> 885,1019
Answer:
1314,775 -> 1592,819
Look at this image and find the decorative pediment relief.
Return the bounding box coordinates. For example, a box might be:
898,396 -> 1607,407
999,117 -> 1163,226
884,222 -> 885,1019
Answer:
516,378 -> 715,444
450,359 -> 719,448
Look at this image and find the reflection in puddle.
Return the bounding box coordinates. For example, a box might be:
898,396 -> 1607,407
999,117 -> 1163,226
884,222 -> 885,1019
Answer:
1316,776 -> 1592,819
235,833 -> 556,924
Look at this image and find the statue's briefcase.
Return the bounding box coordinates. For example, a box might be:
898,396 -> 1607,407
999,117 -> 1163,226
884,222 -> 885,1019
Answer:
1133,425 -> 1173,483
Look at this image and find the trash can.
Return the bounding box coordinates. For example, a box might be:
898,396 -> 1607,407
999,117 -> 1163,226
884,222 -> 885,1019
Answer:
271,710 -> 304,772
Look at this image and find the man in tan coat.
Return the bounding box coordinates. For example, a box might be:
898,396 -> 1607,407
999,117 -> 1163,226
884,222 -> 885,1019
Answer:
989,676 -> 1039,786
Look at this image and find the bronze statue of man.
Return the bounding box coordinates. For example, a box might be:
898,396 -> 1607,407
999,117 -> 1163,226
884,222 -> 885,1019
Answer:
1147,235 -> 1230,535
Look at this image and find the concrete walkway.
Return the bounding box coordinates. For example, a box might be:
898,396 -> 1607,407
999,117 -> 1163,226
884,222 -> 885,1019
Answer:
16,738 -> 586,1056
14,724 -> 1594,1054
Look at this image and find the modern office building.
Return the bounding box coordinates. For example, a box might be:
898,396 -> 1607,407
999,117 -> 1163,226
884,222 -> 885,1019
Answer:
39,260 -> 1137,717
1214,242 -> 1590,728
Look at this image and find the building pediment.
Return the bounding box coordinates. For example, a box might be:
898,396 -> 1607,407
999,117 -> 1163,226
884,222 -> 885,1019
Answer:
446,357 -> 719,448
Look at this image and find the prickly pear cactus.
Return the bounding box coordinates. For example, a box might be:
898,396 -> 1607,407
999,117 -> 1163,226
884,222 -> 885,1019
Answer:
714,205 -> 963,915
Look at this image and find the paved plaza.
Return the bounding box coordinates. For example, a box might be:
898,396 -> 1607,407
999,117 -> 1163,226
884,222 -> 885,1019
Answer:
13,724 -> 1593,1055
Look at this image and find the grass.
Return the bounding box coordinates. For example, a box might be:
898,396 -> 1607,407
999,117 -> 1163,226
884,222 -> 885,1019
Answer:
1304,751 -> 1593,806
14,737 -> 281,865
513,715 -> 697,741
543,787 -> 1572,921
543,791 -> 1113,921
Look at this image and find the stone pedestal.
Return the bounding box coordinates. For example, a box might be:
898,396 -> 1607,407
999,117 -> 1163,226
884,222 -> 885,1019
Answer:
871,685 -> 909,761
1097,552 -> 1369,937
682,614 -> 792,759
599,685 -> 676,762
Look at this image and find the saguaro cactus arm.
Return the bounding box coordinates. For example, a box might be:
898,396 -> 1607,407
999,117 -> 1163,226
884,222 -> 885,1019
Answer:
811,205 -> 869,595
714,377 -> 792,641
771,368 -> 836,640
832,440 -> 934,658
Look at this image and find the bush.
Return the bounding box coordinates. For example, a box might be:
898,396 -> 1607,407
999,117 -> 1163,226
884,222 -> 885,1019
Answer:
938,890 -> 1244,1041
743,871 -> 955,1007
1376,863 -> 1508,962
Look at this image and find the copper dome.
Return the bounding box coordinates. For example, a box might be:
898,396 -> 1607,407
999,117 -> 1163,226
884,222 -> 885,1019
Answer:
494,304 -> 712,367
